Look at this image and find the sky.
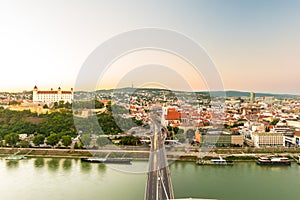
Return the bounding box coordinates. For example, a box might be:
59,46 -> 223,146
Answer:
0,0 -> 299,94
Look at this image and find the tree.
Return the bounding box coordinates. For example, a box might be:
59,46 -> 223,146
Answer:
8,100 -> 21,105
33,134 -> 45,146
46,133 -> 59,147
58,100 -> 65,108
106,101 -> 112,112
4,133 -> 19,147
177,129 -> 184,134
95,100 -> 104,109
96,137 -> 110,147
80,134 -> 91,147
175,133 -> 186,143
173,127 -> 179,134
186,129 -> 195,140
270,119 -> 279,126
74,141 -> 83,149
119,135 -> 141,146
18,140 -> 30,148
61,135 -> 72,147
64,102 -> 71,109
53,102 -> 58,109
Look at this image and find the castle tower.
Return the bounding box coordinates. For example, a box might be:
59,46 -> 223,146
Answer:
33,85 -> 38,102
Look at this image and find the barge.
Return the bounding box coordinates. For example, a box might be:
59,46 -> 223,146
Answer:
256,157 -> 291,166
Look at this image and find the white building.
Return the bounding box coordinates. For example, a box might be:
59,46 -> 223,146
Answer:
252,133 -> 284,148
33,85 -> 73,104
286,119 -> 300,128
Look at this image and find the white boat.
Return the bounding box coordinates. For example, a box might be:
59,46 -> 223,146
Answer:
257,157 -> 291,166
5,155 -> 27,160
197,156 -> 233,166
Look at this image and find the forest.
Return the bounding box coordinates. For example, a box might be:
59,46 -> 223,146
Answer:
0,103 -> 144,147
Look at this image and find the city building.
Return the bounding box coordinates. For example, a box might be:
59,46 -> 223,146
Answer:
252,133 -> 284,148
161,106 -> 181,127
294,131 -> 300,147
33,85 -> 73,104
194,129 -> 200,143
263,96 -> 275,105
250,92 -> 255,104
286,119 -> 300,128
199,131 -> 243,147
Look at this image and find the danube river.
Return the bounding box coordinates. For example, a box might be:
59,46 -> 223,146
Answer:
0,158 -> 299,200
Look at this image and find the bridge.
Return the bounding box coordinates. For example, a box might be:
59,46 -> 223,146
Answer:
144,115 -> 216,200
145,118 -> 174,200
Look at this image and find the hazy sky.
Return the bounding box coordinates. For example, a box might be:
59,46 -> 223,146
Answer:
0,0 -> 299,94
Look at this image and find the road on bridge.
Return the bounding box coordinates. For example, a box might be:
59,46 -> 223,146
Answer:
145,119 -> 174,200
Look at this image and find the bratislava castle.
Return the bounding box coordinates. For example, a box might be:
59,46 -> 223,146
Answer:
33,85 -> 73,104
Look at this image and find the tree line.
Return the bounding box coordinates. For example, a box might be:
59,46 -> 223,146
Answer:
0,103 -> 144,148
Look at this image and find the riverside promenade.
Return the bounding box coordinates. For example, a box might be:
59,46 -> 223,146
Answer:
1,147 -> 300,161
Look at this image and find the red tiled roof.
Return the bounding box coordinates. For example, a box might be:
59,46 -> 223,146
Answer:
130,105 -> 136,109
180,113 -> 188,118
62,91 -> 72,94
165,108 -> 180,120
294,131 -> 300,137
99,100 -> 110,103
37,91 -> 58,94
37,91 -> 72,94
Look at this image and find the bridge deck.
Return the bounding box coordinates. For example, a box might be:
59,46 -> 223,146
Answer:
145,127 -> 174,200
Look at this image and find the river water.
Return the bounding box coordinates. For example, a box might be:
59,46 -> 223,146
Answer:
0,158 -> 299,200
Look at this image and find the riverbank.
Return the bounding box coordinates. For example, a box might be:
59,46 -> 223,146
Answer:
0,147 -> 150,159
1,147 -> 299,162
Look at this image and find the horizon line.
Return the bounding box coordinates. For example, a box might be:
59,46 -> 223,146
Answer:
1,87 -> 299,97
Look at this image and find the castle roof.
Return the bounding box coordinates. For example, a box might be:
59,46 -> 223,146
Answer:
37,90 -> 72,94
34,86 -> 73,94
37,91 -> 58,94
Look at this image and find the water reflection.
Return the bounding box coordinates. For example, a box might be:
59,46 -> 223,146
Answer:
47,158 -> 60,172
172,161 -> 187,170
34,158 -> 45,168
259,165 -> 291,172
98,163 -> 106,173
6,160 -> 19,169
62,159 -> 72,171
80,162 -> 92,173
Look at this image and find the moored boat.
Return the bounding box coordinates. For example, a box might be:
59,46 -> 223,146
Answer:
196,158 -> 233,166
81,157 -> 132,164
256,157 -> 291,166
5,155 -> 27,160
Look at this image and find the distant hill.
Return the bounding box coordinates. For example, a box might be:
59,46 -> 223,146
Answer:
208,91 -> 300,99
92,88 -> 300,99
